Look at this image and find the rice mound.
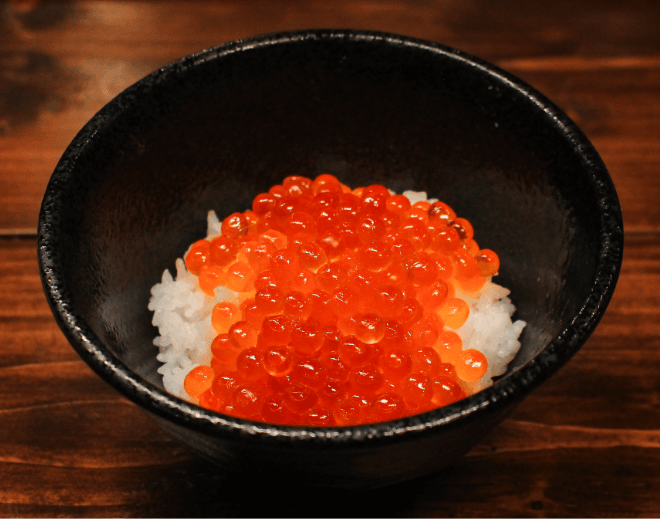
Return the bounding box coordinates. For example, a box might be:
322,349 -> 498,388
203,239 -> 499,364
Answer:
149,192 -> 526,402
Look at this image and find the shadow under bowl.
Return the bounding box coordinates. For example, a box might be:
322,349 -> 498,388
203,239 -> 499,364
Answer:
38,30 -> 623,488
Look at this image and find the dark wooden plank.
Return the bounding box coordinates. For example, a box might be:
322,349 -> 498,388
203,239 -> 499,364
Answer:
1,446 -> 658,517
0,0 -> 659,233
1,232 -> 658,516
1,0 -> 658,60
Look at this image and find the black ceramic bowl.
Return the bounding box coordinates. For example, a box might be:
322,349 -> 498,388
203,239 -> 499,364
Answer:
38,30 -> 623,488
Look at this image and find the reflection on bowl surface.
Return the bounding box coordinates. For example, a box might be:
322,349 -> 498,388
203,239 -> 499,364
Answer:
38,29 -> 623,488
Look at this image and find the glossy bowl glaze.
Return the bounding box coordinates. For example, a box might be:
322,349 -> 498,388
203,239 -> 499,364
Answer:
38,30 -> 623,488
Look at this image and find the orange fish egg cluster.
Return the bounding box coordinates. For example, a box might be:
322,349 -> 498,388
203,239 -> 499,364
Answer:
183,174 -> 499,426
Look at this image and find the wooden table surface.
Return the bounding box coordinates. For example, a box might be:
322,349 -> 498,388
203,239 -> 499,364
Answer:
2,0 -> 659,517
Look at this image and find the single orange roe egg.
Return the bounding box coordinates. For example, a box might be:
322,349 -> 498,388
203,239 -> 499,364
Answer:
399,297 -> 424,328
432,376 -> 465,406
198,265 -> 225,295
407,254 -> 439,286
355,314 -> 386,344
316,231 -> 345,260
212,302 -> 239,332
224,262 -> 255,292
451,218 -> 474,240
222,212 -> 249,239
283,291 -> 313,320
400,372 -> 433,408
333,399 -> 362,425
263,345 -> 294,376
298,242 -> 328,271
211,371 -> 238,401
411,347 -> 442,377
428,201 -> 455,224
378,320 -> 405,348
378,348 -> 412,380
283,383 -> 319,414
209,236 -> 238,267
318,350 -> 350,383
241,299 -> 265,331
476,249 -> 500,277
338,336 -> 372,367
412,200 -> 431,211
462,238 -> 480,257
283,176 -> 313,197
408,206 -> 429,224
312,174 -> 342,194
381,211 -> 400,231
309,290 -> 336,326
252,193 -> 276,216
238,241 -> 275,272
379,263 -> 408,288
357,215 -> 386,243
434,330 -> 463,363
337,314 -> 359,337
261,393 -> 288,424
290,359 -> 327,389
452,249 -> 486,292
184,365 -> 214,399
305,406 -> 336,427
334,192 -> 359,221
291,268 -> 317,293
210,334 -> 237,371
373,285 -> 405,319
348,364 -> 384,393
456,271 -> 487,293
430,227 -> 461,255
409,318 -> 440,348
452,248 -> 480,279
228,321 -> 258,350
361,184 -> 391,201
441,298 -> 470,329
260,230 -> 288,249
233,382 -> 266,418
185,239 -> 211,275
372,393 -> 406,421
344,391 -> 373,421
269,184 -> 287,198
274,195 -> 301,221
455,349 -> 488,382
198,388 -> 223,411
260,315 -> 292,346
330,287 -> 361,317
285,211 -> 316,235
254,286 -> 286,315
270,249 -> 299,281
417,280 -> 449,311
316,262 -> 349,292
236,348 -> 267,381
359,240 -> 393,271
400,220 -> 431,251
290,320 -> 324,354
386,194 -> 411,218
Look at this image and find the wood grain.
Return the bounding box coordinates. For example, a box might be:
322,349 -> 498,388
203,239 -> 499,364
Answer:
1,1 -> 659,516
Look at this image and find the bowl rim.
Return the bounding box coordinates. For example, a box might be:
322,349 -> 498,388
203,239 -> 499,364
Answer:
38,28 -> 624,447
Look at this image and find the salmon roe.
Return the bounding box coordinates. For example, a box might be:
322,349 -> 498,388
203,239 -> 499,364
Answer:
183,175 -> 497,426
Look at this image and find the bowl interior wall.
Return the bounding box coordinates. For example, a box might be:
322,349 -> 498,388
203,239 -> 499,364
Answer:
57,37 -> 600,387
